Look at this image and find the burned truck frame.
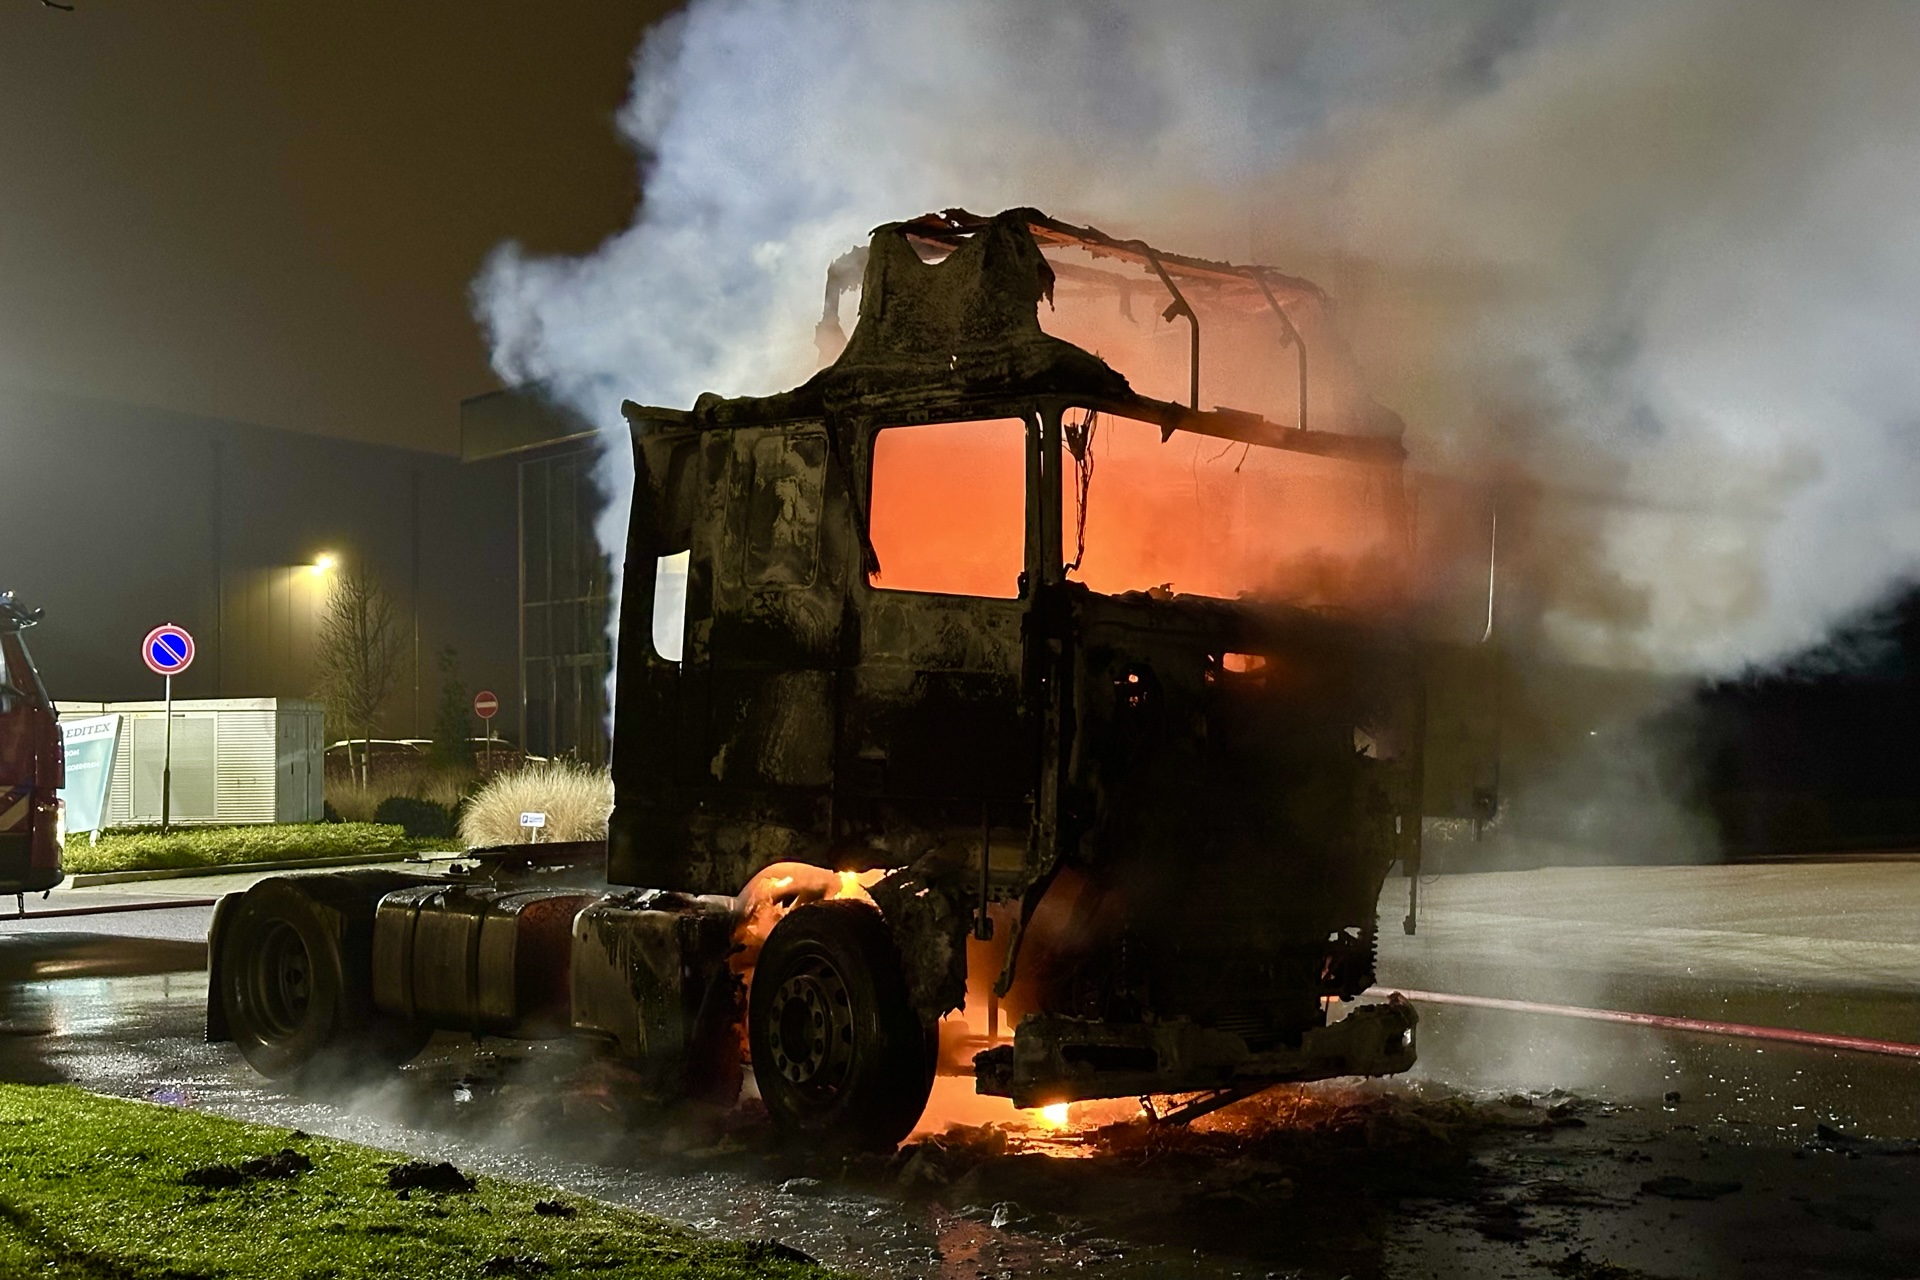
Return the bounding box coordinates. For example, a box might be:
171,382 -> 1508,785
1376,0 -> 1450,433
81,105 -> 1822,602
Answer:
209,209 -> 1434,1149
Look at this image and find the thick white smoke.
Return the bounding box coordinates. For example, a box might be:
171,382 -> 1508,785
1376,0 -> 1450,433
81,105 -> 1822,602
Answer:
476,0 -> 1920,679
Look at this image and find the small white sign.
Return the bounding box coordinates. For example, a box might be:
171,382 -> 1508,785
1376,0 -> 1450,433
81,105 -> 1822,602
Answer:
518,811 -> 547,829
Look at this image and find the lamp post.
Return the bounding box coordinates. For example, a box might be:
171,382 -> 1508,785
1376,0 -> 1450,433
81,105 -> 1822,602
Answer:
309,553 -> 338,770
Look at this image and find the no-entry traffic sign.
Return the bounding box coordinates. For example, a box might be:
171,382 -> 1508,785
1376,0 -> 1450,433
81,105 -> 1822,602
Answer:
473,690 -> 499,720
142,624 -> 195,677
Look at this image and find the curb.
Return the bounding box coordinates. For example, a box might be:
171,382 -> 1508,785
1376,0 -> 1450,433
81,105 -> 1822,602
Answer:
68,852 -> 452,888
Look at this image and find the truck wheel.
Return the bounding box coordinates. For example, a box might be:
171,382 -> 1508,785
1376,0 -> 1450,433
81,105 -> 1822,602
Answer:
218,879 -> 426,1080
749,899 -> 934,1151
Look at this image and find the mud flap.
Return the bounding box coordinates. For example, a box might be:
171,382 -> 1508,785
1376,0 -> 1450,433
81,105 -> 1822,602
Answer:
867,865 -> 970,1023
204,892 -> 244,1043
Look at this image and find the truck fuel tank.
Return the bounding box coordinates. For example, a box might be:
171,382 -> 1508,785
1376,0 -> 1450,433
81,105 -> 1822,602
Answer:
372,885 -> 600,1038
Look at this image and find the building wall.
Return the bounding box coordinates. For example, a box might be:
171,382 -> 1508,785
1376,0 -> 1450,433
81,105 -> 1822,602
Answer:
0,385 -> 517,737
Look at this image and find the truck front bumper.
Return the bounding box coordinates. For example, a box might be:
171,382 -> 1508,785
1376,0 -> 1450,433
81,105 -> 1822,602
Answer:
974,993 -> 1419,1107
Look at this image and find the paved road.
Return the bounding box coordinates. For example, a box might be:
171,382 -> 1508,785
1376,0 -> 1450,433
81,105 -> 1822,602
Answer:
1379,862 -> 1920,1045
0,861 -> 424,970
0,862 -> 1915,1278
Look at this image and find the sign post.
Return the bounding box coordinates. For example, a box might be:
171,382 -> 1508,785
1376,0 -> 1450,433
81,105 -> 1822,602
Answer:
141,624 -> 195,834
473,689 -> 499,772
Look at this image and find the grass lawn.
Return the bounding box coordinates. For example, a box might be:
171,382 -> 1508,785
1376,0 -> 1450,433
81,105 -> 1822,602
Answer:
63,823 -> 448,876
0,1084 -> 834,1279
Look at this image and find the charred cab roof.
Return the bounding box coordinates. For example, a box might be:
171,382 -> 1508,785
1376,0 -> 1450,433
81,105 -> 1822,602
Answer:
623,207 -> 1404,467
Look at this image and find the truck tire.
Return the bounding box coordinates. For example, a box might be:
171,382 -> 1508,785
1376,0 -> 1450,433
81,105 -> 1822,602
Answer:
218,878 -> 427,1080
749,899 -> 935,1150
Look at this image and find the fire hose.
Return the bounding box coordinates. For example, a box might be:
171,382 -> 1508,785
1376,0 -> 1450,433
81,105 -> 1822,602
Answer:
3,898 -> 217,921
1376,986 -> 1920,1060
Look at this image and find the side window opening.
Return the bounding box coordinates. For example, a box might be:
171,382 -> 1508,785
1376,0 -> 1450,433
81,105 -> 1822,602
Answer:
1060,408 -> 1400,609
651,551 -> 690,662
868,417 -> 1026,599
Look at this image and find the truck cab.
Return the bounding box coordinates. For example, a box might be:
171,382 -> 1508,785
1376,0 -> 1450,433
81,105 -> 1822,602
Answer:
614,207 -> 1421,1128
211,209 -> 1448,1150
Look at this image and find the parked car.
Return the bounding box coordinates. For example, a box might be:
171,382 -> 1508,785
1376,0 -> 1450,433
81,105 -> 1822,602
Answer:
323,739 -> 428,774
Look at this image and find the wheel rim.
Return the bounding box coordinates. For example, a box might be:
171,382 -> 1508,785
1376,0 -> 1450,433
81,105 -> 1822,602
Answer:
765,953 -> 855,1101
246,919 -> 313,1042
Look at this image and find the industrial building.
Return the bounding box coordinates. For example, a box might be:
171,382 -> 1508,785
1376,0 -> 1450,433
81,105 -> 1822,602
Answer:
2,384 -> 517,741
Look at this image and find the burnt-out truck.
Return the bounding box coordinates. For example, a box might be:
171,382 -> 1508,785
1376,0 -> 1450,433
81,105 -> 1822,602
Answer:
210,208 -> 1480,1148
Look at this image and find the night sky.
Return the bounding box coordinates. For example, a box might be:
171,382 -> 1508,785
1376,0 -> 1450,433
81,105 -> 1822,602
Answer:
0,1 -> 673,453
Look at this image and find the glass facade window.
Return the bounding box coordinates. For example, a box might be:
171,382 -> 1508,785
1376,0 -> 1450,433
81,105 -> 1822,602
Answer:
518,451 -> 611,764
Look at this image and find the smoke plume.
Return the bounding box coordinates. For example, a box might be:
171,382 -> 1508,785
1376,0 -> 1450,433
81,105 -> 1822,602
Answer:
476,0 -> 1920,679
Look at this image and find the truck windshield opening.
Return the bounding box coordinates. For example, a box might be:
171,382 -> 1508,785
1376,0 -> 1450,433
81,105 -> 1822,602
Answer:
868,417 -> 1026,599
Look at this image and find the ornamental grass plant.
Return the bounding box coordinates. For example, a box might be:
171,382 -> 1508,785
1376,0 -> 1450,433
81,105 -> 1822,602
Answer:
457,758 -> 613,848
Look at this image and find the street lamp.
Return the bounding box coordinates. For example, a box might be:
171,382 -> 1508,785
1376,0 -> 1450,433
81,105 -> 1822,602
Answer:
311,553 -> 338,576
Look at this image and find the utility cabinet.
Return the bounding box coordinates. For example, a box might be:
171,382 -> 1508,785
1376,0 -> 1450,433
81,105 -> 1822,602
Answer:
55,698 -> 325,826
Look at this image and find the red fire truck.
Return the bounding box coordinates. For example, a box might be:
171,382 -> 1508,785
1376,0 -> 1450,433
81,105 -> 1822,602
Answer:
0,593 -> 64,896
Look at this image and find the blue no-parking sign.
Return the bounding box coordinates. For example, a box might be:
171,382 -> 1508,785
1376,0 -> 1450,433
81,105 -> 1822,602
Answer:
141,624 -> 194,677
139,623 -> 194,832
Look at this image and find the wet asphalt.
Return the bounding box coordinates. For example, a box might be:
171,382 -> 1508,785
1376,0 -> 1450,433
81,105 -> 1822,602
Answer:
0,865 -> 1915,1279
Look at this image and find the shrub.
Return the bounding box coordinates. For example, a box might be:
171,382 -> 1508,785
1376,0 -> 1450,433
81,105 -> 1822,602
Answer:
458,760 -> 612,848
372,795 -> 457,841
327,761 -> 477,824
65,823 -> 431,875
429,647 -> 477,769
411,763 -> 478,811
324,775 -> 383,824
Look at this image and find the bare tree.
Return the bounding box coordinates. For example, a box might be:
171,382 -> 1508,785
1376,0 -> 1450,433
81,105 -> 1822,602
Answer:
314,564 -> 404,786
